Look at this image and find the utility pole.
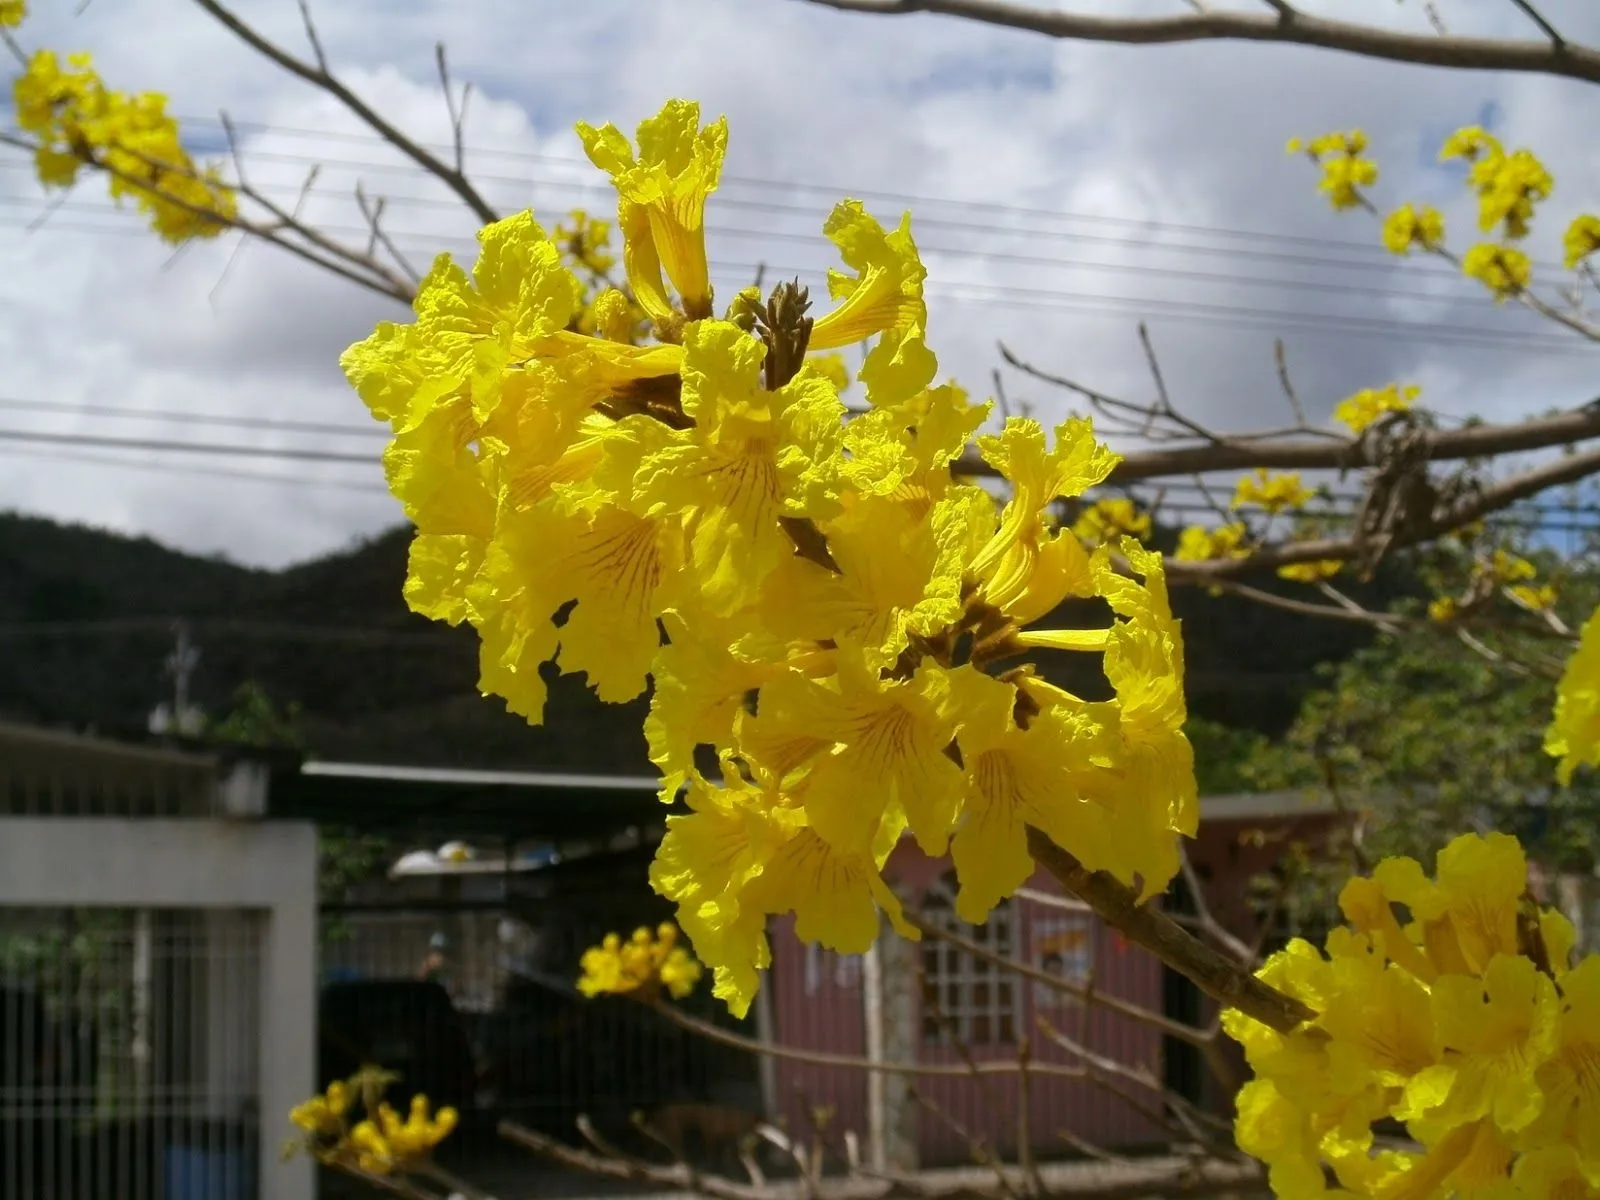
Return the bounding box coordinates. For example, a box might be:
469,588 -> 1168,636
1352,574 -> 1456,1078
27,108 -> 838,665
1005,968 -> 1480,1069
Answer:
149,619 -> 203,735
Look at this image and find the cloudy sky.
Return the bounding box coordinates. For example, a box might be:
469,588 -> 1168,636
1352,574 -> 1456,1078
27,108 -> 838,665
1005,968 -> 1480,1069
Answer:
1,0 -> 1597,568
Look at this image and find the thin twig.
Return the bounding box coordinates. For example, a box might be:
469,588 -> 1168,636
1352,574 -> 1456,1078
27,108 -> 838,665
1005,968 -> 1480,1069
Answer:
190,0 -> 500,225
294,0 -> 328,69
652,999 -> 1084,1078
1024,829 -> 1316,1033
800,0 -> 1600,84
1272,339 -> 1309,429
435,42 -> 472,176
1507,0 -> 1565,46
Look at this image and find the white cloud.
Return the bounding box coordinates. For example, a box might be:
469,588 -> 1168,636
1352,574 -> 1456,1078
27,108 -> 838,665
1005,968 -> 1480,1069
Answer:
1,0 -> 1597,566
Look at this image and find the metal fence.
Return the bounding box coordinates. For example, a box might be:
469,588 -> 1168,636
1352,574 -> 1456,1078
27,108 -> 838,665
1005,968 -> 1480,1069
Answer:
316,903 -> 760,1195
0,907 -> 263,1200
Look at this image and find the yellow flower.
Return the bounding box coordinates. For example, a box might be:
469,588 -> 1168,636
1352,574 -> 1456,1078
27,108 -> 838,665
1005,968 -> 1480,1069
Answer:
1382,204 -> 1446,255
1564,214 -> 1600,271
629,320 -> 845,613
1232,468 -> 1314,515
1470,148 -> 1552,240
577,922 -> 704,1002
649,771 -> 790,1016
741,650 -> 967,857
1463,243 -> 1531,300
554,207 -> 618,276
12,50 -> 235,242
1293,129 -> 1378,210
1429,595 -> 1459,623
1440,126 -> 1503,164
1430,954 -> 1559,1132
1547,606 -> 1600,785
0,0 -> 25,25
809,201 -> 937,406
344,98 -> 1203,1022
969,416 -> 1120,618
290,1080 -> 352,1137
1175,522 -> 1249,562
1278,560 -> 1342,584
577,99 -> 727,321
1333,381 -> 1420,434
757,487 -> 982,669
1524,957 -> 1600,1178
1071,497 -> 1151,546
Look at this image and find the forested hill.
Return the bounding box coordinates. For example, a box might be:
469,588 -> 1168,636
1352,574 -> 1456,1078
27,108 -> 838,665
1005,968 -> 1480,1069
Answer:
0,510 -> 1400,770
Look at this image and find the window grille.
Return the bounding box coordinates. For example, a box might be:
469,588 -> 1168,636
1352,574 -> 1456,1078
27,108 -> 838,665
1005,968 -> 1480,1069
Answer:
918,876 -> 1019,1046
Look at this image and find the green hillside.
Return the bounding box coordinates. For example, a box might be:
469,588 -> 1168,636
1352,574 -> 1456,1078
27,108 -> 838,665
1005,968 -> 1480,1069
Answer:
0,510 -> 1400,769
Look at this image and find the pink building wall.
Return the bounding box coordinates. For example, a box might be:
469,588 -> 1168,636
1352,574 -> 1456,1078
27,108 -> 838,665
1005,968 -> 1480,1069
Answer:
769,844 -> 1168,1167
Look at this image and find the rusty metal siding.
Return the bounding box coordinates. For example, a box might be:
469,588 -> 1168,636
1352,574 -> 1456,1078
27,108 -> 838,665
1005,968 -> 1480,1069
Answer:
767,856 -> 1171,1168
767,915 -> 869,1152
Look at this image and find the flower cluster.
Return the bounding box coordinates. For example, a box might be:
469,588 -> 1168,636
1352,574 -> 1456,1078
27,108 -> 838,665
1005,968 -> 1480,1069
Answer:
1381,203 -> 1446,256
11,49 -> 236,243
578,923 -> 704,1001
1334,381 -> 1421,435
0,0 -> 24,27
1287,130 -> 1377,211
1228,832 -> 1600,1200
289,1073 -> 457,1178
1462,243 -> 1532,301
1232,469 -> 1314,516
1547,607 -> 1600,786
1428,548 -> 1557,626
1071,497 -> 1151,546
1278,559 -> 1342,584
1564,215 -> 1600,272
1176,522 -> 1249,564
1440,127 -> 1553,241
342,99 -> 1196,1017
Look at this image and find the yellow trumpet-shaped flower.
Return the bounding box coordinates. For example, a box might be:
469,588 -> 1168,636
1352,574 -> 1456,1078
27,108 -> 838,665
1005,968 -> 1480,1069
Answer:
578,100 -> 727,322
1226,831 -> 1600,1200
808,201 -> 937,406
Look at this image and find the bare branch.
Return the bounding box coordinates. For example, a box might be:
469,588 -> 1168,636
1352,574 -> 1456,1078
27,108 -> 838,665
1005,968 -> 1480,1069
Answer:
1024,828 -> 1316,1033
501,1120 -> 1265,1200
294,0 -> 328,70
1508,0 -> 1566,47
356,182 -> 422,283
1178,846 -> 1256,966
1272,339 -> 1308,429
190,0 -> 500,225
799,0 -> 1600,84
904,911 -> 1213,1050
1193,576 -> 1409,629
0,130 -> 412,303
435,42 -> 471,176
651,998 -> 1085,1078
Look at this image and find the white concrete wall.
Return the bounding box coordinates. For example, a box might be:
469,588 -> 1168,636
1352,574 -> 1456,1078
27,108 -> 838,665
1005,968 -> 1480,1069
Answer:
0,817 -> 318,1200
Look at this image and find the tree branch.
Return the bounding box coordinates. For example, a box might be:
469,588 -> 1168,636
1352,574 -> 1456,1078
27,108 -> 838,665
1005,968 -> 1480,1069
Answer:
499,1120 -> 1264,1200
651,999 -> 1085,1078
799,0 -> 1600,84
1172,441 -> 1600,580
1024,828 -> 1315,1033
189,0 -> 501,225
959,401 -> 1600,484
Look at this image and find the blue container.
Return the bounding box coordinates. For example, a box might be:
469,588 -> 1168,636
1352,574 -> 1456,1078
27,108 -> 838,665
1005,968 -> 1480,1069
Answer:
164,1145 -> 254,1200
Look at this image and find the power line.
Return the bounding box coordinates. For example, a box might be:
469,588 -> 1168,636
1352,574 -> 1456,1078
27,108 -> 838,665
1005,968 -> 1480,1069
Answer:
0,443 -> 391,493
168,114 -> 1495,265
0,615 -> 459,644
0,427 -> 380,464
0,396 -> 385,439
3,213 -> 1585,357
